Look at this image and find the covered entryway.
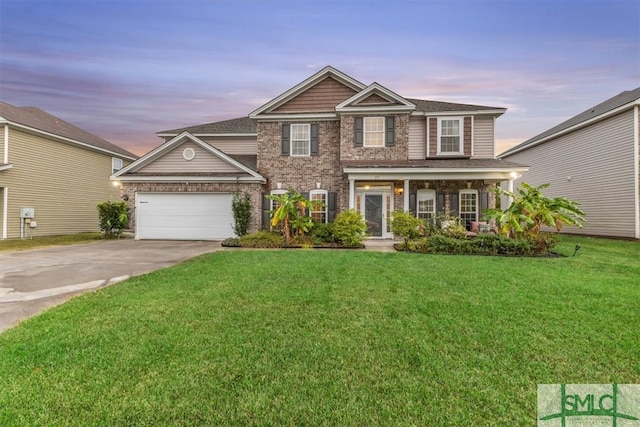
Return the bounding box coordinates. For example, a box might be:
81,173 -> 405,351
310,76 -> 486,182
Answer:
136,192 -> 233,240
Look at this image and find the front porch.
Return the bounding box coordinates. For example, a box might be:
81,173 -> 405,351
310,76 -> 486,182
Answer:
343,159 -> 528,237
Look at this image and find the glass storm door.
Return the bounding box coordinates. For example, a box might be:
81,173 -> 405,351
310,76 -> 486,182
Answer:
365,194 -> 383,237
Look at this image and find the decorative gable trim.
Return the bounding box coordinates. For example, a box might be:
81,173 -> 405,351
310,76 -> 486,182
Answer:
249,66 -> 366,118
111,131 -> 265,183
335,83 -> 416,114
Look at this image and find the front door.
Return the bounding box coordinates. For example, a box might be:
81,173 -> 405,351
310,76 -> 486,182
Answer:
365,194 -> 384,237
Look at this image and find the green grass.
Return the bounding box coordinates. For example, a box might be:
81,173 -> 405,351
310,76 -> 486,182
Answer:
0,235 -> 638,425
0,232 -> 106,252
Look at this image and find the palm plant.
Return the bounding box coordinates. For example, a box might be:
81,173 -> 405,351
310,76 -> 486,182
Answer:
483,182 -> 585,239
266,190 -> 324,242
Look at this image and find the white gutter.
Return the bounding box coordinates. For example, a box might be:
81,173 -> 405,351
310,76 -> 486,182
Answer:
411,109 -> 506,117
156,133 -> 257,138
249,113 -> 337,121
343,166 -> 529,174
113,176 -> 266,184
502,99 -> 640,158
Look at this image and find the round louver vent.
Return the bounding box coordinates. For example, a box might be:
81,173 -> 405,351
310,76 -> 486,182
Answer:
183,147 -> 196,160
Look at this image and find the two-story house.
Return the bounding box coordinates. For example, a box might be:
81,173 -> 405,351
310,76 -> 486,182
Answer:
113,66 -> 527,240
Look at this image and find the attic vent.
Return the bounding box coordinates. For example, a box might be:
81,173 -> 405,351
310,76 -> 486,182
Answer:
183,147 -> 196,161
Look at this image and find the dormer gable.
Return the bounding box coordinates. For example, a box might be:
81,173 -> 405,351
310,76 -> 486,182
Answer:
335,83 -> 416,114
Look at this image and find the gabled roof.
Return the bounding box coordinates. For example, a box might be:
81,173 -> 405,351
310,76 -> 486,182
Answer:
249,66 -> 367,118
157,117 -> 256,136
335,82 -> 416,113
112,131 -> 265,183
501,87 -> 640,157
0,101 -> 137,160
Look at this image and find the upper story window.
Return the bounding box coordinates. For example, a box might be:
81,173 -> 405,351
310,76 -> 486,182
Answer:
309,189 -> 328,223
437,118 -> 463,155
290,124 -> 310,156
364,117 -> 384,147
416,189 -> 436,220
281,123 -> 318,157
112,157 -> 123,174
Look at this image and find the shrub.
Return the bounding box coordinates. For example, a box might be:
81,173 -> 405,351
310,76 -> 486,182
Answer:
239,230 -> 284,248
309,222 -> 335,245
332,210 -> 368,247
426,235 -> 473,254
221,237 -> 241,247
390,210 -> 424,246
97,200 -> 129,238
231,191 -> 252,236
424,234 -> 534,256
439,217 -> 468,239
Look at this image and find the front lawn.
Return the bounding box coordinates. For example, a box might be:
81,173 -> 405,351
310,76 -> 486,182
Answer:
0,236 -> 638,425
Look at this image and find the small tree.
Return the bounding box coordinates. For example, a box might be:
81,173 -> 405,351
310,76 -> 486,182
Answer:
231,191 -> 252,236
483,182 -> 586,239
332,209 -> 368,247
266,189 -> 323,242
390,210 -> 424,248
97,200 -> 129,238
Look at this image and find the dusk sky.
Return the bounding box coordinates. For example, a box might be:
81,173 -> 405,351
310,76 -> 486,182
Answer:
1,0 -> 638,156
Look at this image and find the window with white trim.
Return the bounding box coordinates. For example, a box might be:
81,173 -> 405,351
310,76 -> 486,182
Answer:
290,124 -> 310,156
416,189 -> 436,220
270,189 -> 287,231
364,117 -> 384,147
309,189 -> 328,223
112,158 -> 123,174
459,189 -> 478,230
438,118 -> 463,155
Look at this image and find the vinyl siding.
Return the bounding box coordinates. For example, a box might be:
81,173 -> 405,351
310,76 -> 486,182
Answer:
138,140 -> 239,174
200,136 -> 257,155
0,125 -> 6,162
272,77 -> 358,113
505,109 -> 636,238
408,117 -> 426,159
2,127 -> 125,239
472,116 -> 494,158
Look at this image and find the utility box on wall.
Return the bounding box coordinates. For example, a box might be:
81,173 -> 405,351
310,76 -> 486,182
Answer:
20,207 -> 35,218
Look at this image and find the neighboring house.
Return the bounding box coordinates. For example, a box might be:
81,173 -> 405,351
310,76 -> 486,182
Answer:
500,87 -> 640,240
0,101 -> 137,239
113,66 -> 527,240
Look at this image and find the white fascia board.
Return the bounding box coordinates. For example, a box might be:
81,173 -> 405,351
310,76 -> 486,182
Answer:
345,170 -> 528,181
343,166 -> 529,174
502,100 -> 639,158
0,164 -> 13,171
336,105 -> 415,114
156,132 -> 257,138
6,121 -> 137,161
411,109 -> 506,117
634,105 -> 639,239
250,113 -> 337,121
115,175 -> 266,184
249,66 -> 367,117
335,82 -> 416,111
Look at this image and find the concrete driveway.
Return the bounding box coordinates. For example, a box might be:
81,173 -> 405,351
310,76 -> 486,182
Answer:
0,239 -> 223,333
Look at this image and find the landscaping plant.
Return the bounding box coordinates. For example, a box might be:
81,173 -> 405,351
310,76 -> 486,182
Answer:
96,200 -> 129,238
331,209 -> 368,247
231,191 -> 252,236
390,210 -> 425,248
266,190 -> 323,242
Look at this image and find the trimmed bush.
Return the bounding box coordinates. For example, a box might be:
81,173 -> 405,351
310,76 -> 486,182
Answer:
221,237 -> 241,247
309,222 -> 335,245
423,234 -> 534,256
97,200 -> 129,238
239,231 -> 284,248
231,191 -> 252,237
332,210 -> 368,247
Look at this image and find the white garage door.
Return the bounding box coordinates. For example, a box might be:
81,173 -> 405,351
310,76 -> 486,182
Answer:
136,193 -> 234,240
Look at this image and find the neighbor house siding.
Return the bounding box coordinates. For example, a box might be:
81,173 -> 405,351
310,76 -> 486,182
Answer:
472,116 -> 494,158
0,125 -> 6,162
271,77 -> 358,113
505,109 -> 636,238
137,140 -> 239,173
3,127 -> 124,239
408,116 -> 426,159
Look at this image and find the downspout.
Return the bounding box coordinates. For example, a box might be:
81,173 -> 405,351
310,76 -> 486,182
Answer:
634,105 -> 639,239
3,123 -> 8,164
2,124 -> 8,239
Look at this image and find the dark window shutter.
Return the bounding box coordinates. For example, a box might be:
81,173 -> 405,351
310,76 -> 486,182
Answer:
328,192 -> 337,222
385,116 -> 395,147
281,124 -> 290,156
310,124 -> 319,156
354,117 -> 363,147
479,191 -> 489,216
436,192 -> 446,214
262,193 -> 271,228
409,193 -> 417,216
450,192 -> 459,216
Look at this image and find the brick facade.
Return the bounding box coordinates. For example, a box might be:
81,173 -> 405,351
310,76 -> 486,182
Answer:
339,114 -> 410,161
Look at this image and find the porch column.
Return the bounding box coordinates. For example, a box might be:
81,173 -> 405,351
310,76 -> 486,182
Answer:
349,179 -> 355,209
507,179 -> 514,209
403,179 -> 409,211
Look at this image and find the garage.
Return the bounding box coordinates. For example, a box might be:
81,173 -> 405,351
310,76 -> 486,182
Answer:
136,193 -> 234,240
